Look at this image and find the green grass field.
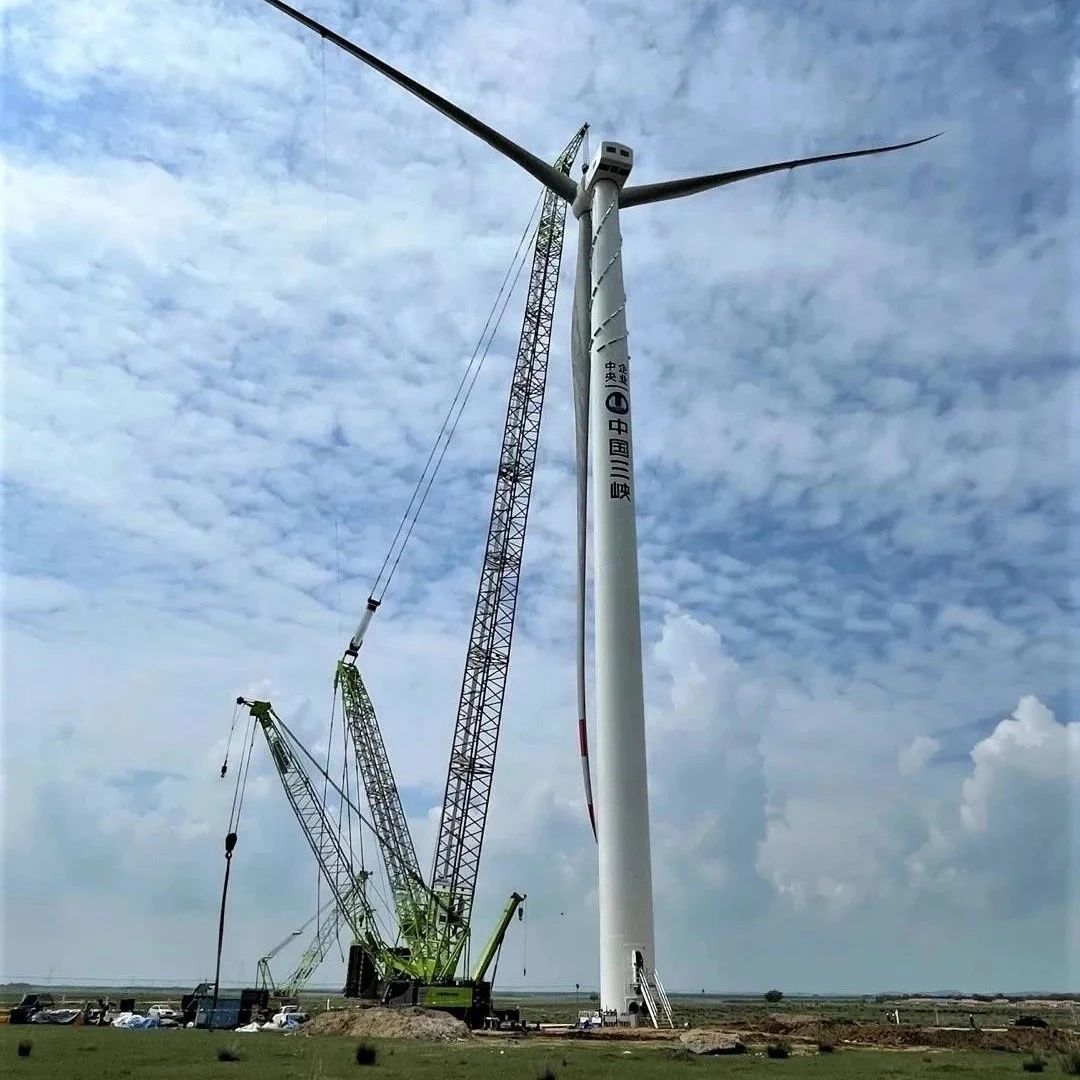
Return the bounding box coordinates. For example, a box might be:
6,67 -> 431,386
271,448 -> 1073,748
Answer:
3,988 -> 1074,1078
0,1026 -> 1063,1080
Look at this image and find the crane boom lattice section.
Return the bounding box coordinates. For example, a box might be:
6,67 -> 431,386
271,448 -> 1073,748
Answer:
279,899 -> 350,996
337,661 -> 425,943
429,129 -> 585,963
248,701 -> 374,946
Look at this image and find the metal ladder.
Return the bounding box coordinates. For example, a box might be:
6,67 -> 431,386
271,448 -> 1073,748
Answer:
639,974 -> 660,1028
652,967 -> 674,1027
637,965 -> 674,1029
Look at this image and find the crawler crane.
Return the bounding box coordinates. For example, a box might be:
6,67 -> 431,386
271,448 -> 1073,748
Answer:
233,122 -> 586,1024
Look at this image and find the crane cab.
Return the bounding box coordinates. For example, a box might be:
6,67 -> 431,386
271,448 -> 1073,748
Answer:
585,141 -> 634,190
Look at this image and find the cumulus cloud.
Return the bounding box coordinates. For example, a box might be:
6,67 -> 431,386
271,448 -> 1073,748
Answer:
959,696 -> 1077,831
908,697 -> 1078,919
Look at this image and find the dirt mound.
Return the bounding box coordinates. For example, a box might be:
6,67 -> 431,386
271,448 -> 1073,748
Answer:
679,1031 -> 747,1055
301,1005 -> 469,1041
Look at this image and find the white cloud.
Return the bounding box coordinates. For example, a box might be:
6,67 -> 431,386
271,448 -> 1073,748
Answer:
907,697 -> 1077,920
960,696 -> 1077,831
756,796 -> 907,913
1,0 -> 1073,993
900,734 -> 940,777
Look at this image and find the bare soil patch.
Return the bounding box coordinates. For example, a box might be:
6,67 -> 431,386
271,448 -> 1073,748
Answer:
757,1017 -> 1075,1054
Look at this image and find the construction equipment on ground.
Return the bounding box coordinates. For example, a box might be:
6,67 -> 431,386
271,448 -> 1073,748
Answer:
255,898 -> 344,999
225,122 -> 587,1025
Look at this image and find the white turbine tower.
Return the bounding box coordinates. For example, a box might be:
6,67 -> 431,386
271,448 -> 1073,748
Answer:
258,0 -> 936,1021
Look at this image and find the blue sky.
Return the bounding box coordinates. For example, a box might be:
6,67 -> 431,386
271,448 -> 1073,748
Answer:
1,0 -> 1076,993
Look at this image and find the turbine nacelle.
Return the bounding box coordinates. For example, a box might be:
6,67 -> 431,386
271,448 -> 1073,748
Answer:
586,141 -> 634,190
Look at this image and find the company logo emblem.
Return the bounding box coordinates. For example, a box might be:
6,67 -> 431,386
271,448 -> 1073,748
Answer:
605,391 -> 629,415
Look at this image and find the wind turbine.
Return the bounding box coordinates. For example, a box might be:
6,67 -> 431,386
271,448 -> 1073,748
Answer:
257,0 -> 936,1020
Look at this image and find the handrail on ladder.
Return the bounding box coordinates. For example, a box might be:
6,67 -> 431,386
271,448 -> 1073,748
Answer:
639,976 -> 660,1029
652,967 -> 674,1028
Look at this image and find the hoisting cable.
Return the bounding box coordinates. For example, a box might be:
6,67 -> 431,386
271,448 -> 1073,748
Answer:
212,708 -> 258,1028
262,704 -> 451,918
335,714 -> 353,963
368,195 -> 541,601
318,34 -> 348,643
316,691 -> 340,924
344,190 -> 545,655
379,230 -> 537,597
219,699 -> 241,778
339,760 -> 351,963
521,899 -> 527,978
237,699 -> 403,954
338,709 -> 353,866
236,696 -> 454,946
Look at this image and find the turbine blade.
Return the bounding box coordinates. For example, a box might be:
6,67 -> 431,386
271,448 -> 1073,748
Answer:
260,0 -> 577,202
619,133 -> 941,209
570,214 -> 596,840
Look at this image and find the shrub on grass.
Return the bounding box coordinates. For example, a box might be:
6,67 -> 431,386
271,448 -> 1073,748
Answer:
1020,1052 -> 1045,1073
16,1040 -> 32,1058
355,1042 -> 377,1066
816,1041 -> 834,1053
765,1041 -> 791,1059
1059,1047 -> 1080,1075
763,989 -> 784,1004
661,1047 -> 694,1063
216,1045 -> 242,1063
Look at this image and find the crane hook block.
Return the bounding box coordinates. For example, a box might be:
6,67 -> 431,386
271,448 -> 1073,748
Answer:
220,763 -> 228,778
224,831 -> 238,855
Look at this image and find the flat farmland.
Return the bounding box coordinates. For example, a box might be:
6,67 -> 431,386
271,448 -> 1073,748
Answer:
0,1025 -> 1054,1080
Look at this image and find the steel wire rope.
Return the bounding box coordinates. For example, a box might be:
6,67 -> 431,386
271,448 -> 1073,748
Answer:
219,700 -> 241,778
212,712 -> 259,1028
262,703 -> 436,954
360,818 -> 400,951
365,192 -> 545,605
232,716 -> 260,827
354,749 -> 364,880
335,718 -> 352,964
338,709 -> 353,867
377,216 -> 540,604
316,691 -> 340,928
489,935 -> 503,990
319,35 -> 348,642
271,709 -> 445,916
521,900 -> 527,977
